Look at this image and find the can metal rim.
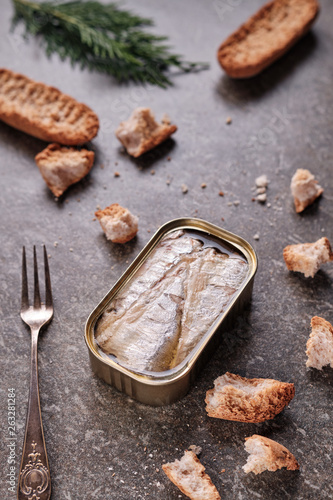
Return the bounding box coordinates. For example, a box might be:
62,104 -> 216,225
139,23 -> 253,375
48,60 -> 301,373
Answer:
85,218 -> 257,387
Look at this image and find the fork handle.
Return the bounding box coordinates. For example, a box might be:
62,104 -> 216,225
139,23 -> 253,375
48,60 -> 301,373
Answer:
18,329 -> 51,500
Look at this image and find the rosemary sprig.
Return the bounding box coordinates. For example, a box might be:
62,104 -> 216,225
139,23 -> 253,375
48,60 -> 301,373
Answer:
11,0 -> 208,87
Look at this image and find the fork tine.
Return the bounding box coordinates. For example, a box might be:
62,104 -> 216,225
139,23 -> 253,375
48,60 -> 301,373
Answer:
33,245 -> 41,309
21,246 -> 29,311
43,245 -> 53,308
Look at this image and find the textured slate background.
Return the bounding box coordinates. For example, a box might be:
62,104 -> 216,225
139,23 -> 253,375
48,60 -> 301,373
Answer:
0,1 -> 332,499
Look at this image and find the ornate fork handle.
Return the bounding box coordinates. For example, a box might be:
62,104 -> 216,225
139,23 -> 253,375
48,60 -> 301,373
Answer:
18,328 -> 51,500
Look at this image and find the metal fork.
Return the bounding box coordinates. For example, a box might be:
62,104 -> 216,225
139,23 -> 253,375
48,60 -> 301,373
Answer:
18,246 -> 53,500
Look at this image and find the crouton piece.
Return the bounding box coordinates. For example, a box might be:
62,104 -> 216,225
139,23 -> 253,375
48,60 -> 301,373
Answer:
243,435 -> 299,474
115,107 -> 177,157
306,316 -> 333,370
95,203 -> 138,244
291,169 -> 323,213
35,143 -> 94,197
162,450 -> 221,500
205,372 -> 294,423
283,237 -> 333,278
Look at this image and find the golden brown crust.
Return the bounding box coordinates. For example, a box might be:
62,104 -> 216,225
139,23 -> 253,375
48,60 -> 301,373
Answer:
244,435 -> 299,472
205,372 -> 295,423
283,237 -> 333,277
217,0 -> 320,78
162,451 -> 221,500
306,316 -> 333,369
0,68 -> 99,145
35,143 -> 95,197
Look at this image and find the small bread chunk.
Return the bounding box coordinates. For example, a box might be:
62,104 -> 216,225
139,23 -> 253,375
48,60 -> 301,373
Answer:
95,204 -> 138,244
0,68 -> 99,145
306,316 -> 333,370
217,0 -> 320,78
162,450 -> 221,500
291,169 -> 323,213
205,372 -> 294,423
35,143 -> 94,197
115,107 -> 177,157
283,237 -> 333,278
243,435 -> 299,474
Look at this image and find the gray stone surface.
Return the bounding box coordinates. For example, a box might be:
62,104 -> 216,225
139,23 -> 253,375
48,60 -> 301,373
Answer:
0,0 -> 333,499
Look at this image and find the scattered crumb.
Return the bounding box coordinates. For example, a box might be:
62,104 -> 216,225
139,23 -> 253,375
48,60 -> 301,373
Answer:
253,234 -> 260,240
226,117 -> 232,124
256,187 -> 266,194
221,217 -> 225,221
221,469 -> 225,473
166,179 -> 171,185
255,175 -> 268,188
53,242 -> 58,247
151,170 -> 156,175
167,156 -> 171,161
219,191 -> 224,197
201,183 -> 207,189
251,198 -> 256,202
227,202 -> 233,206
147,229 -> 151,233
188,445 -> 202,455
96,205 -> 101,210
114,171 -> 120,177
267,203 -> 271,208
233,200 -> 240,206
181,184 -> 188,194
256,193 -> 267,203
48,254 -> 51,258
69,248 -> 73,252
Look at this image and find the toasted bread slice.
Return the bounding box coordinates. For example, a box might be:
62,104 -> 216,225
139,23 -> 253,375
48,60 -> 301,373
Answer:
291,169 -> 323,213
306,316 -> 333,370
217,0 -> 320,78
115,107 -> 177,157
95,203 -> 138,244
205,372 -> 294,423
35,143 -> 94,197
162,450 -> 221,500
0,68 -> 99,145
243,435 -> 299,474
283,237 -> 333,277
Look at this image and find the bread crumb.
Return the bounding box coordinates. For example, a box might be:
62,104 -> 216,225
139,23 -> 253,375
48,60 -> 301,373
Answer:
255,175 -> 269,188
253,233 -> 260,240
205,372 -> 295,423
226,116 -> 232,124
201,183 -> 207,189
163,451 -> 220,500
151,170 -> 155,175
167,156 -> 171,161
283,237 -> 333,278
114,171 -> 120,177
95,203 -> 138,244
219,191 -> 224,197
306,316 -> 333,370
115,107 -> 177,157
243,435 -> 299,474
291,168 -> 323,213
256,193 -> 267,203
181,184 -> 188,194
233,200 -> 240,206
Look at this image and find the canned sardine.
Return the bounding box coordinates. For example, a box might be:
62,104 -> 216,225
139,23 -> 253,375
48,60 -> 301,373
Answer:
85,218 -> 257,405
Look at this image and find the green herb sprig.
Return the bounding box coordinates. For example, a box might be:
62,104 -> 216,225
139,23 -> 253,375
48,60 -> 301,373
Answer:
12,0 -> 208,87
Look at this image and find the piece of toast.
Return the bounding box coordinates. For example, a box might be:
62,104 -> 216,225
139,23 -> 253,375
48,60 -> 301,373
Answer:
291,169 -> 323,213
283,237 -> 333,277
205,372 -> 295,423
35,143 -> 95,197
162,450 -> 221,500
306,316 -> 333,370
0,68 -> 99,145
115,107 -> 177,157
217,0 -> 320,78
243,435 -> 299,474
95,203 -> 138,244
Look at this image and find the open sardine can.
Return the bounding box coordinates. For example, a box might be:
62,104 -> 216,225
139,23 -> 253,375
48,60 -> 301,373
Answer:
85,218 -> 258,405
